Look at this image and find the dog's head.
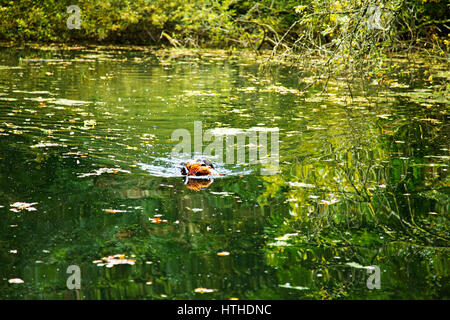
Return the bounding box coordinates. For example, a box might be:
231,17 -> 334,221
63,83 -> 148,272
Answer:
196,159 -> 214,169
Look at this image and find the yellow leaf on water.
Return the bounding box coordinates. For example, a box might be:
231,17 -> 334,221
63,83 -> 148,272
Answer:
93,254 -> 135,267
194,288 -> 215,293
103,209 -> 127,214
8,278 -> 24,284
10,202 -> 37,212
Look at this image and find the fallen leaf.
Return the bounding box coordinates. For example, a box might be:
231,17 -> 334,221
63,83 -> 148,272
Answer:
30,142 -> 60,148
279,283 -> 309,290
287,182 -> 314,188
10,202 -> 37,212
8,278 -> 24,284
93,254 -> 136,267
103,209 -> 127,214
149,217 -> 168,224
78,167 -> 131,178
194,288 -> 215,293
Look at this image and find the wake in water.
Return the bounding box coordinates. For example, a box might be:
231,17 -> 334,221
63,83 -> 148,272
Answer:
137,156 -> 251,178
136,155 -> 255,190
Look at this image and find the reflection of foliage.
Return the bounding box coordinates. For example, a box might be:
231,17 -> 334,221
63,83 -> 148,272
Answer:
258,89 -> 449,298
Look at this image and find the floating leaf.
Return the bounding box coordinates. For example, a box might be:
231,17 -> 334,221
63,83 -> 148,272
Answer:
279,283 -> 309,290
194,288 -> 215,293
103,209 -> 127,214
93,254 -> 136,267
30,142 -> 60,148
81,120 -> 96,129
268,240 -> 290,247
287,182 -> 315,188
78,167 -> 131,178
183,90 -> 218,96
10,202 -> 37,212
52,99 -> 90,106
149,217 -> 168,224
8,278 -> 24,284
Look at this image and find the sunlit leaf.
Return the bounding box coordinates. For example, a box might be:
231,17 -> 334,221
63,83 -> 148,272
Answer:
279,283 -> 309,290
103,209 -> 127,214
8,278 -> 24,284
194,288 -> 215,293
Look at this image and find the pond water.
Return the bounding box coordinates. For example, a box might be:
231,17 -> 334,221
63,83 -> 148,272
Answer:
0,46 -> 448,299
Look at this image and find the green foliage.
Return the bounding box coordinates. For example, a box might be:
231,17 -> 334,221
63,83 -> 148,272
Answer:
0,0 -> 235,45
0,0 -> 447,48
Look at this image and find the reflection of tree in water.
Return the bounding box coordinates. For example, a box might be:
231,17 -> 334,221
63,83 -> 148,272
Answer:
381,119 -> 449,244
257,114 -> 449,298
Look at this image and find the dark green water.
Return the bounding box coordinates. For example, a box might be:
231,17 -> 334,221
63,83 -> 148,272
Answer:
0,46 -> 448,299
